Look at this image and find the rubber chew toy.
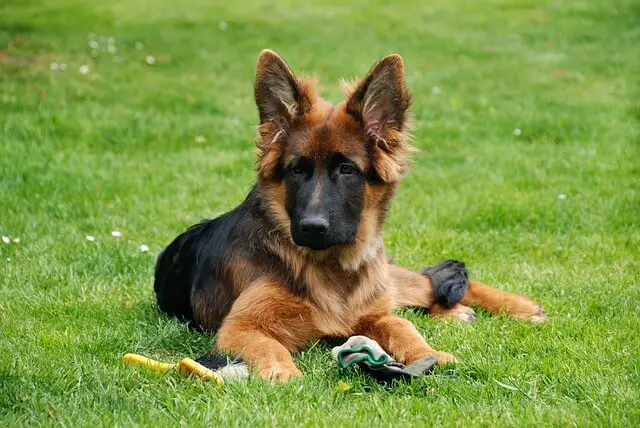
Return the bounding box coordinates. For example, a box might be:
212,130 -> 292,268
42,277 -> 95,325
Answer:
123,353 -> 247,385
123,354 -> 175,373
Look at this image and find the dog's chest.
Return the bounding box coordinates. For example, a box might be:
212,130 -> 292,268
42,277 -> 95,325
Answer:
303,258 -> 390,336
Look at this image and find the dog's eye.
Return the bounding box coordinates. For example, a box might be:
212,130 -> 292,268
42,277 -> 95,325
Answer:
339,164 -> 356,175
290,165 -> 305,175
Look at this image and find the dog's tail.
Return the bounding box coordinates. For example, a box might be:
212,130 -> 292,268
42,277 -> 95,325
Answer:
421,260 -> 470,308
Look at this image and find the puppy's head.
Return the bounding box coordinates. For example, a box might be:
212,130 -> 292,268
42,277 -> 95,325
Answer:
255,50 -> 412,253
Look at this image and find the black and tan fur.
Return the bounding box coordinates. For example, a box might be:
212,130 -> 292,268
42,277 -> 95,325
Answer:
154,50 -> 547,382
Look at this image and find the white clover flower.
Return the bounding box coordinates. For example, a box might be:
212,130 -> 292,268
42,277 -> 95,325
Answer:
195,135 -> 207,144
12,238 -> 20,244
145,55 -> 156,65
86,235 -> 96,242
111,230 -> 122,238
89,40 -> 99,50
139,244 -> 149,252
79,65 -> 90,75
558,194 -> 567,200
513,128 -> 522,136
50,62 -> 59,71
1,236 -> 10,244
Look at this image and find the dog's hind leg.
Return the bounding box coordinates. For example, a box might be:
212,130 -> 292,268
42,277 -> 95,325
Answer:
461,280 -> 547,322
391,261 -> 547,322
389,261 -> 476,322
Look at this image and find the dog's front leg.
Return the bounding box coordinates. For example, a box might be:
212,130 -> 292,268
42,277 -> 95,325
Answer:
216,319 -> 302,382
356,314 -> 456,365
214,282 -> 316,382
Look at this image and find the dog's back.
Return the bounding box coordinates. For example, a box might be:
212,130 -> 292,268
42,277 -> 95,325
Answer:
153,198 -> 252,329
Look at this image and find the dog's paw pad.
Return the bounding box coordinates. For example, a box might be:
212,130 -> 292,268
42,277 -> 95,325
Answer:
527,305 -> 548,323
455,306 -> 477,322
434,351 -> 457,365
257,365 -> 303,383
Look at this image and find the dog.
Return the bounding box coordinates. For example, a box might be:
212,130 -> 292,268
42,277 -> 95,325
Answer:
154,50 -> 547,382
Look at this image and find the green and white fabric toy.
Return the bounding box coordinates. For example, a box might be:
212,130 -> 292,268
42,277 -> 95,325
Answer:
332,336 -> 438,382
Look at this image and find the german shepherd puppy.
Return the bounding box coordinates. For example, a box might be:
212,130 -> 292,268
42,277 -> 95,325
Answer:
154,50 -> 547,382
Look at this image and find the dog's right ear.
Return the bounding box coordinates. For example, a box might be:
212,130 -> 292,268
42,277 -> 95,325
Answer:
254,50 -> 316,180
254,50 -> 311,126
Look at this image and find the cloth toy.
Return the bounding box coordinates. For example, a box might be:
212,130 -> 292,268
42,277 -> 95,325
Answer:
332,336 -> 438,382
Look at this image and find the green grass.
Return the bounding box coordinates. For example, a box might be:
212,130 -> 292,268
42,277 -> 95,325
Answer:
1,0 -> 639,425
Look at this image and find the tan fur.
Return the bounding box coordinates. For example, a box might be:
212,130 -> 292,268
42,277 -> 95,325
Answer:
388,264 -> 436,308
215,282 -> 315,381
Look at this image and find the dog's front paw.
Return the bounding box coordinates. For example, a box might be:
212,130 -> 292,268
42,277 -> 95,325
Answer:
434,351 -> 457,365
256,364 -> 303,383
422,260 -> 470,308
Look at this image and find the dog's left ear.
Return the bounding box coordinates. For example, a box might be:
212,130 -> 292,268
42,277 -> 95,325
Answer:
346,54 -> 412,182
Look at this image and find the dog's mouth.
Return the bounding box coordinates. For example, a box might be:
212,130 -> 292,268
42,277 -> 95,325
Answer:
292,235 -> 332,251
291,230 -> 358,252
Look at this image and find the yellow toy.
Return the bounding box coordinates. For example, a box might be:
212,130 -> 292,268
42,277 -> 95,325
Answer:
123,353 -> 226,385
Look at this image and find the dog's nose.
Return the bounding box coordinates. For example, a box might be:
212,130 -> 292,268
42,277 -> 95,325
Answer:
300,217 -> 329,237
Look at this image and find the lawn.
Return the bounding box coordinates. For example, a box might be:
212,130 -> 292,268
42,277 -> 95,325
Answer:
1,0 -> 639,425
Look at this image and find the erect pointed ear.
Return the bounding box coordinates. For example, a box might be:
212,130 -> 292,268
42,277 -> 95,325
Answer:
346,54 -> 411,148
254,49 -> 312,125
254,50 -> 318,180
346,54 -> 412,182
